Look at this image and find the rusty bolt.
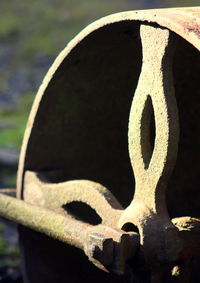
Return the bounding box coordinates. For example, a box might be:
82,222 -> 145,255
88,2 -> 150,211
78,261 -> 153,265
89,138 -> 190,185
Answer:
86,233 -> 114,267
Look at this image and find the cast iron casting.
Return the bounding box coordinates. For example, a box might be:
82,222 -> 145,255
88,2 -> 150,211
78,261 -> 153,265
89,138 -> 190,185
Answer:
0,7 -> 200,283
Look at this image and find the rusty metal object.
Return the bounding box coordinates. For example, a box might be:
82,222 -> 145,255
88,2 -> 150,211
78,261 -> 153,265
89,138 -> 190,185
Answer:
0,192 -> 139,275
0,6 -> 199,283
172,217 -> 200,259
16,7 -> 200,200
118,25 -> 181,269
17,7 -> 200,282
0,190 -> 199,278
23,170 -> 123,227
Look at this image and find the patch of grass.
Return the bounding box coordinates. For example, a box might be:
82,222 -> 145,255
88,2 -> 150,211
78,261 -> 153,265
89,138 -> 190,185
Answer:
8,247 -> 20,258
0,93 -> 34,149
0,169 -> 16,188
0,236 -> 7,257
0,222 -> 19,267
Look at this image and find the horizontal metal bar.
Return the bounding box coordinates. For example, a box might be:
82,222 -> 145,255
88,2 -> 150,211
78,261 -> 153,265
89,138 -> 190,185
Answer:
0,192 -> 90,249
1,192 -> 199,274
0,192 -> 140,274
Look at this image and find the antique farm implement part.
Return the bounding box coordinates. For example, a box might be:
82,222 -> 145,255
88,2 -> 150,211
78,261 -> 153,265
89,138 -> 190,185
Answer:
0,7 -> 200,283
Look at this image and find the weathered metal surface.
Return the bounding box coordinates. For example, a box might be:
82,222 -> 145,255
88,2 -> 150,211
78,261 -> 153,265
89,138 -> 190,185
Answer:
0,6 -> 197,283
17,7 -> 200,199
0,192 -> 139,275
118,25 -> 181,269
24,170 -> 123,227
0,191 -> 200,275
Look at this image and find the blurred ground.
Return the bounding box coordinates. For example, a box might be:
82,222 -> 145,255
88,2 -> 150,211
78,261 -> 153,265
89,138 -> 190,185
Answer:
0,0 -> 199,281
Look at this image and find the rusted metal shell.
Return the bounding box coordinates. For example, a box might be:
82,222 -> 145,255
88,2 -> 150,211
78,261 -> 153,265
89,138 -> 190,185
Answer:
17,8 -> 200,283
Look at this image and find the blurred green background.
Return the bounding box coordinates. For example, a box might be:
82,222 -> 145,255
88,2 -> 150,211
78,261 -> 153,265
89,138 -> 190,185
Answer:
0,0 -> 199,276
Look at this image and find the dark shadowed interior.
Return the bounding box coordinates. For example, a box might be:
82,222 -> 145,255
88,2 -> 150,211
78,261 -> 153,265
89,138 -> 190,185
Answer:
168,38 -> 200,218
23,21 -> 142,208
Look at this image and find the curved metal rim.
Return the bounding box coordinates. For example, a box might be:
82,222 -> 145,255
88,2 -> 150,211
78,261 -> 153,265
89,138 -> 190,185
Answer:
17,7 -> 200,199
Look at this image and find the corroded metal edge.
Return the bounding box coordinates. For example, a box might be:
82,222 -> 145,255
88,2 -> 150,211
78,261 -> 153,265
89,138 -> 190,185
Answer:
17,7 -> 200,199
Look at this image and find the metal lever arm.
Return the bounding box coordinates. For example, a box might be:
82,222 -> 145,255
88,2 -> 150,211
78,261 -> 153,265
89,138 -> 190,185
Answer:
0,191 -> 199,277
0,191 -> 139,275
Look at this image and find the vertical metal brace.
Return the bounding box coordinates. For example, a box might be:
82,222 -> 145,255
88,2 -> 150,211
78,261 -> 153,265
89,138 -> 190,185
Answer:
118,25 -> 181,268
